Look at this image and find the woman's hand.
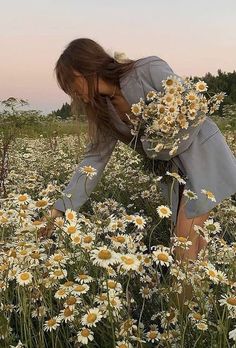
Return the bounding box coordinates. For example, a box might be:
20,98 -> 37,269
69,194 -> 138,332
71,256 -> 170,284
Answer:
37,208 -> 64,239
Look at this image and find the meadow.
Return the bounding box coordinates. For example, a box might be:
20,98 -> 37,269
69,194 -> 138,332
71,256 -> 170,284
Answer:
0,101 -> 235,348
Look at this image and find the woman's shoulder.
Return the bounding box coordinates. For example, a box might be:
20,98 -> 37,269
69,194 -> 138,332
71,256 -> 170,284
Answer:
134,55 -> 168,68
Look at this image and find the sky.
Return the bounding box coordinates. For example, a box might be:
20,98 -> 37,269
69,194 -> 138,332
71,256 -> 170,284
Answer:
1,0 -> 236,115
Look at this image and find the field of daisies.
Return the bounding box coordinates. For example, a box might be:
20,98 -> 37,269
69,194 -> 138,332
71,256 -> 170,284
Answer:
0,105 -> 236,347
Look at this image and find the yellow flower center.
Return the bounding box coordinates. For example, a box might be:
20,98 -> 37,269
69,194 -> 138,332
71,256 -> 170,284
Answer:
98,250 -> 112,260
74,285 -> 86,292
64,307 -> 73,317
208,270 -> 217,277
87,313 -> 97,323
20,273 -> 30,281
35,200 -> 47,207
47,319 -> 57,327
178,236 -> 187,243
66,296 -> 77,305
78,274 -> 88,280
157,253 -> 169,262
81,328 -> 90,337
135,218 -> 143,225
121,256 -> 135,265
67,226 -> 76,234
67,212 -> 74,220
149,331 -> 158,339
18,195 -> 27,202
83,236 -> 93,243
54,270 -> 64,276
31,251 -> 40,259
227,297 -> 236,306
116,236 -> 125,243
108,281 -> 116,289
99,294 -> 108,301
193,313 -> 202,320
166,79 -> 174,86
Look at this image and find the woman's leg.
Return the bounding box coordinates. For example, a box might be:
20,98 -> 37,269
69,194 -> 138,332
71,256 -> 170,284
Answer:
171,183 -> 210,310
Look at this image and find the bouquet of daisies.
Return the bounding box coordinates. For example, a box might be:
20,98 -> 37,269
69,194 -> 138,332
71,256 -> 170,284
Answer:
128,75 -> 226,158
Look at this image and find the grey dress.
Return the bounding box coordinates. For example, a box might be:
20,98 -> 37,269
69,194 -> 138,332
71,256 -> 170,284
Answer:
54,56 -> 236,225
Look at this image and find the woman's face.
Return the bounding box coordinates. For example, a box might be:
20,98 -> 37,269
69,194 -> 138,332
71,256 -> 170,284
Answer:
71,70 -> 91,103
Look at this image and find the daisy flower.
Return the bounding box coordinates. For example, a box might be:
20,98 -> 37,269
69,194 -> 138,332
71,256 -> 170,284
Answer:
72,283 -> 90,296
132,215 -> 146,230
31,220 -> 47,230
139,286 -> 153,299
43,316 -> 61,332
111,234 -> 127,248
65,208 -> 77,222
54,216 -> 65,228
185,91 -> 198,102
166,171 -> 186,185
146,329 -> 160,343
195,81 -> 208,92
49,253 -> 68,266
203,219 -> 221,235
102,279 -> 122,293
79,165 -> 97,179
70,232 -> 82,245
188,312 -> 206,323
219,294 -> 236,310
75,273 -> 94,284
229,326 -> 236,341
156,205 -> 172,218
118,253 -> 141,272
171,235 -> 192,249
49,268 -> 67,280
183,189 -> 198,200
63,295 -> 81,310
90,246 -> 118,268
201,189 -> 216,202
81,233 -> 95,248
217,270 -> 228,284
54,288 -> 69,299
196,322 -> 208,331
205,266 -> 219,284
15,193 -> 31,205
63,222 -> 79,235
16,271 -> 33,286
152,247 -> 173,267
59,307 -> 76,323
34,198 -> 49,209
77,327 -> 94,345
162,75 -> 179,89
131,102 -> 142,116
81,307 -> 103,327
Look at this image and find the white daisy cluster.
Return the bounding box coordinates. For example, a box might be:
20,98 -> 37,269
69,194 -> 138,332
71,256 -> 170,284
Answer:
129,75 -> 226,157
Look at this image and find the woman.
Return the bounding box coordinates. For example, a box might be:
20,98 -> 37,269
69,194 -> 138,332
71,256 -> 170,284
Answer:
40,38 -> 236,277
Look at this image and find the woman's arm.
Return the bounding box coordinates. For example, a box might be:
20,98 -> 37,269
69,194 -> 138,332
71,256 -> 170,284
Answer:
53,134 -> 118,213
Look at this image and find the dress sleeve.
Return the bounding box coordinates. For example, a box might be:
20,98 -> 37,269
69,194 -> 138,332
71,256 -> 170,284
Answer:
140,58 -> 204,161
53,134 -> 118,212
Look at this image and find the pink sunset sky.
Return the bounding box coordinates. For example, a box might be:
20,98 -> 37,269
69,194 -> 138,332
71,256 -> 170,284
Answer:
1,0 -> 235,115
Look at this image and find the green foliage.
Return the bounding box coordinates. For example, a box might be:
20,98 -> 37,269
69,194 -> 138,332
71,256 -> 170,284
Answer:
191,69 -> 236,116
